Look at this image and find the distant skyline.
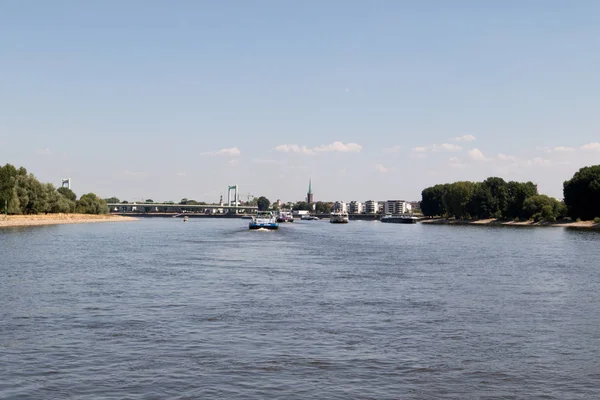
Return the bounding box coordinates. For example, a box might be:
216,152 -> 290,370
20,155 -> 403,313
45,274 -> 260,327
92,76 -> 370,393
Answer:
2,1 -> 599,202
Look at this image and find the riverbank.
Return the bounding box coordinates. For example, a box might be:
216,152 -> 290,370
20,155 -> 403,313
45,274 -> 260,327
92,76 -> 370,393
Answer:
0,214 -> 137,228
421,218 -> 600,229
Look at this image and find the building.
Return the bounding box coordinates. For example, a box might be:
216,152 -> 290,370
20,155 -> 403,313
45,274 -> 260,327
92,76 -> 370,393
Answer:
333,201 -> 347,213
409,201 -> 421,212
349,201 -> 364,214
306,178 -> 314,204
364,200 -> 378,214
384,200 -> 412,215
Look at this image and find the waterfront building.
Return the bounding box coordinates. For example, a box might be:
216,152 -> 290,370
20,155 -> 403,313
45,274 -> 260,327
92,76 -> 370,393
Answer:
384,200 -> 412,215
349,201 -> 364,214
333,201 -> 348,213
365,200 -> 378,214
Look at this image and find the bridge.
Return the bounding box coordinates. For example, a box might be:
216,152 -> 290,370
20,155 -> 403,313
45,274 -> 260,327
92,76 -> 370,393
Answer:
107,203 -> 258,213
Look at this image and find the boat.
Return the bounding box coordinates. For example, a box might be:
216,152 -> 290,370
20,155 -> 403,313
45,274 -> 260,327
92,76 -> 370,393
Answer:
249,211 -> 279,230
329,211 -> 349,223
183,216 -> 189,222
380,214 -> 418,224
276,211 -> 294,223
301,214 -> 320,220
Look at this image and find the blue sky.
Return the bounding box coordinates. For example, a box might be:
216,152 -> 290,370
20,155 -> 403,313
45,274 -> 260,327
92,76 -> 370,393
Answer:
2,1 -> 599,203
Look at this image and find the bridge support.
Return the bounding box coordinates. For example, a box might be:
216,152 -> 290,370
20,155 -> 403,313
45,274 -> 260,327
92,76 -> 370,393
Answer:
227,185 -> 239,214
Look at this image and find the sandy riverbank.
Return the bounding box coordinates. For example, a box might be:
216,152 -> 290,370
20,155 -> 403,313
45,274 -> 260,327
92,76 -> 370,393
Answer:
0,214 -> 138,228
421,218 -> 599,229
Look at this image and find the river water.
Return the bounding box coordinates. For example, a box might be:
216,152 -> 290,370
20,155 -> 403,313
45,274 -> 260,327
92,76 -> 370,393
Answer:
1,218 -> 600,399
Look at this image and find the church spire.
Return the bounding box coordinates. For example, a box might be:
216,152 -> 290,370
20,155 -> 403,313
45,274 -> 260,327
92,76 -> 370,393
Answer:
308,178 -> 312,195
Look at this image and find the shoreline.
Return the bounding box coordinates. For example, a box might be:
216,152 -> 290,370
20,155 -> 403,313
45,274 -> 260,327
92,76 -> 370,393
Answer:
0,214 -> 138,229
420,218 -> 600,229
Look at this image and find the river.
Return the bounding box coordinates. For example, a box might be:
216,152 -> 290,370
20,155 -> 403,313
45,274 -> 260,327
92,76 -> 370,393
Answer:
1,219 -> 600,399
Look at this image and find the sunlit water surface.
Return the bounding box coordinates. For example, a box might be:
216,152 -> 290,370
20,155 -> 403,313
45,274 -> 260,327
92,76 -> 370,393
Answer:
1,219 -> 600,399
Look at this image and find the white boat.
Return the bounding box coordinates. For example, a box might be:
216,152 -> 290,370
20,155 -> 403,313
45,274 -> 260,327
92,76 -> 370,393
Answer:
330,211 -> 349,223
276,211 -> 294,223
183,216 -> 189,222
301,214 -> 320,220
249,211 -> 279,230
380,214 -> 418,224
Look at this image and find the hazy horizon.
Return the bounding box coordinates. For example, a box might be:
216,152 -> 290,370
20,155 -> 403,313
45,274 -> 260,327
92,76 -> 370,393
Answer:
2,1 -> 599,203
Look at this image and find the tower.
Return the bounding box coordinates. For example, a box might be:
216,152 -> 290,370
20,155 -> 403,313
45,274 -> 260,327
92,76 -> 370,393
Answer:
307,178 -> 314,204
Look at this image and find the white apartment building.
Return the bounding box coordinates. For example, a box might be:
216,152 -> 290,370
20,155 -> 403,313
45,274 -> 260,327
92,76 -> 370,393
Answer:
384,200 -> 412,215
349,201 -> 364,214
333,201 -> 348,213
364,200 -> 377,214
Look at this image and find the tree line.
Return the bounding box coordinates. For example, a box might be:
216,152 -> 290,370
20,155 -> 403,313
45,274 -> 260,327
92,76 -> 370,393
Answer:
0,164 -> 108,215
421,165 -> 600,222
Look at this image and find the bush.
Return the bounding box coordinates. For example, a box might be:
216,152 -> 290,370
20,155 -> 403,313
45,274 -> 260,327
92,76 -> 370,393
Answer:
75,193 -> 109,214
594,217 -> 600,224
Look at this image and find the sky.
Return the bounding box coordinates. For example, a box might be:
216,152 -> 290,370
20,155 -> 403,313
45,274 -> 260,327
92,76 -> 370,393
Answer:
1,1 -> 600,203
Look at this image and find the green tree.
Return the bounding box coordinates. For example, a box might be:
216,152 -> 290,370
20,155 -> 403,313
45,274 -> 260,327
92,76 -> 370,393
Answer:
505,181 -> 538,220
443,181 -> 475,219
293,201 -> 310,211
103,196 -> 120,204
314,201 -> 332,214
421,184 -> 448,217
76,193 -> 109,214
467,178 -> 509,219
15,174 -> 49,214
47,184 -> 75,213
522,195 -> 565,222
57,187 -> 77,203
256,196 -> 270,211
0,164 -> 19,206
563,165 -> 600,221
7,188 -> 21,214
145,199 -> 154,203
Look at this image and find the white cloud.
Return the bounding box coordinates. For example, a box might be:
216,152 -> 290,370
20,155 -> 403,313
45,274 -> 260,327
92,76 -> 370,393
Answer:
383,145 -> 402,153
313,141 -> 362,153
497,153 -> 518,162
275,141 -> 362,155
527,157 -> 552,167
412,146 -> 428,153
274,144 -> 315,155
176,172 -> 186,177
453,135 -> 476,142
228,159 -> 239,167
553,146 -> 575,152
432,143 -> 462,152
375,164 -> 389,173
468,148 -> 487,161
35,148 -> 51,156
581,142 -> 600,152
202,147 -> 241,156
539,146 -> 576,153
